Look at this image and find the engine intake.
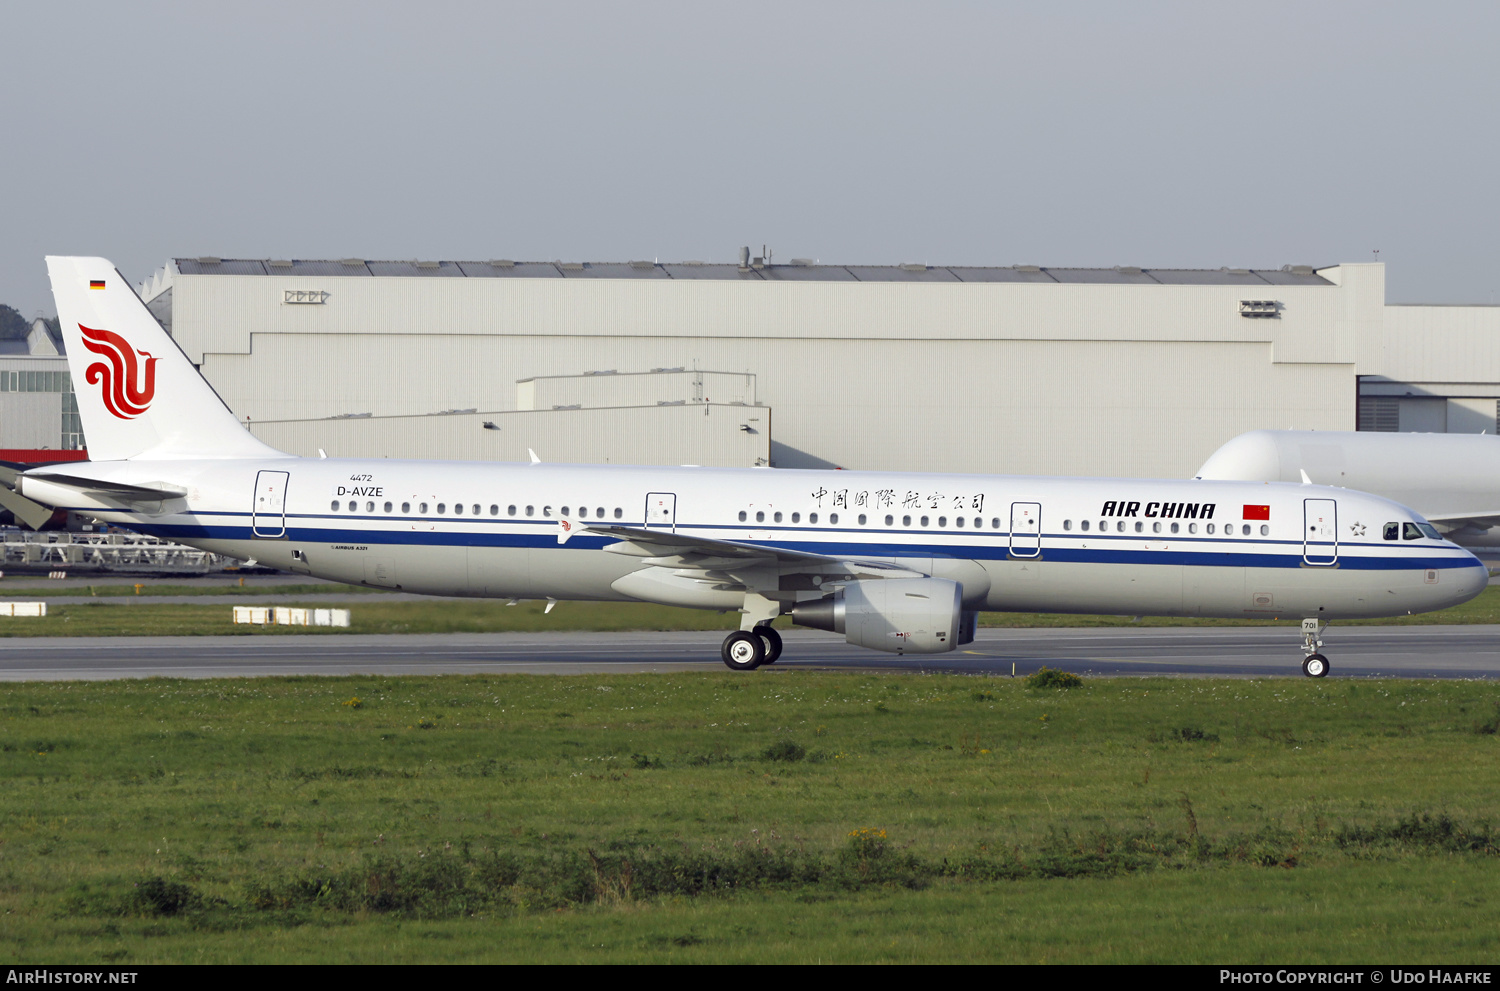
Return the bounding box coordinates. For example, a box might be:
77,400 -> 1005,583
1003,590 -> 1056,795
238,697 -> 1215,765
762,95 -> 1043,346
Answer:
792,577 -> 969,654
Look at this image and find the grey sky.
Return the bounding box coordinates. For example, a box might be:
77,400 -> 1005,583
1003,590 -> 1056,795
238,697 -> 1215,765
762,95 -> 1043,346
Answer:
4,1 -> 1498,316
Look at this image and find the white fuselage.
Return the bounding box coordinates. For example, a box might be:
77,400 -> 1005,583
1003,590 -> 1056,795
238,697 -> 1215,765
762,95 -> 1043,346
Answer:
20,456 -> 1488,621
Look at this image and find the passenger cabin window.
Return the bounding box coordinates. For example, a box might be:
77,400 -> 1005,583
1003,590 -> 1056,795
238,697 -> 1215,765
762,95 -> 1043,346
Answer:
885,515 -> 894,526
1206,523 -> 1215,534
937,516 -> 947,527
738,511 -> 747,522
472,504 -> 480,516
437,503 -> 446,514
384,502 -> 393,513
508,505 -> 517,516
596,507 -> 605,518
991,518 -> 1001,529
525,506 -> 534,517
774,512 -> 783,523
857,514 -> 867,525
614,508 -> 623,519
1188,523 -> 1197,534
329,500 -> 338,511
543,506 -> 552,517
559,506 -> 568,516
1080,520 -> 1089,531
1170,522 -> 1179,534
419,502 -> 429,514
1115,521 -> 1125,533
1260,525 -> 1269,536
755,511 -> 765,522
830,513 -> 839,524
920,516 -> 929,527
810,513 -> 819,524
366,501 -> 375,513
1134,521 -> 1143,533
1152,521 -> 1161,533
490,505 -> 499,516
454,503 -> 463,515
1063,520 -> 1072,531
402,502 -> 411,513
791,512 -> 801,523
903,515 -> 912,527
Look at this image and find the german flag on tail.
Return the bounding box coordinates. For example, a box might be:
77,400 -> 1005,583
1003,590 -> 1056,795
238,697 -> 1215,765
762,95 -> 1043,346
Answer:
89,280 -> 105,290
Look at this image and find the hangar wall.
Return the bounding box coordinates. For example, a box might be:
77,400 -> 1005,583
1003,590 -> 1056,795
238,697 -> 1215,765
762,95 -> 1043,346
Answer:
248,402 -> 769,466
156,260 -> 1371,479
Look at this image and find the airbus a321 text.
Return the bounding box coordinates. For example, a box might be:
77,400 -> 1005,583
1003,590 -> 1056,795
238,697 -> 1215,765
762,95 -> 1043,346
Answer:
4,257 -> 1487,676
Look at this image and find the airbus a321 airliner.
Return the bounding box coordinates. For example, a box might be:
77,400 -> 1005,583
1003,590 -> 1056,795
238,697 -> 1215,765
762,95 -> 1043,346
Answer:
4,257 -> 1487,676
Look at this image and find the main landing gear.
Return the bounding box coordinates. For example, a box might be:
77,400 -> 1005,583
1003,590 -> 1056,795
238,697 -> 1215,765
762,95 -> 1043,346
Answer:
1300,618 -> 1330,678
720,626 -> 782,671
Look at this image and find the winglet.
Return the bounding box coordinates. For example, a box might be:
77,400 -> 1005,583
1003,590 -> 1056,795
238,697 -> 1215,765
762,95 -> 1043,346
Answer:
557,517 -> 592,544
528,449 -> 541,464
1299,469 -> 1313,485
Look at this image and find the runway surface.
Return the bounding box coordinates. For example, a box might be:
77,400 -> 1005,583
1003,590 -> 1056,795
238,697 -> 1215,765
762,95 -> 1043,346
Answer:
1,625 -> 1498,681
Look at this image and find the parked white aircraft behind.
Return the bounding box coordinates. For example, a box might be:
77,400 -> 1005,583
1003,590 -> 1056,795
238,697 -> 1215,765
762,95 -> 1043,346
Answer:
1199,430 -> 1500,548
3,258 -> 1488,677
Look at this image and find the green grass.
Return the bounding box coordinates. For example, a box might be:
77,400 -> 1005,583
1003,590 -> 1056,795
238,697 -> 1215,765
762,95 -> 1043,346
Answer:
4,585 -> 1500,637
0,582 -> 384,598
1,672 -> 1497,962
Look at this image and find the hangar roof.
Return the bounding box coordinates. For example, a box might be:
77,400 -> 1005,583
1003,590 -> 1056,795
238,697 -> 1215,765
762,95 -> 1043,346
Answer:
171,258 -> 1334,286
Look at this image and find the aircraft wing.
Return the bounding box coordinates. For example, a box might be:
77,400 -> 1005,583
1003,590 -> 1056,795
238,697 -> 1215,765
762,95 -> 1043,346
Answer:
1423,512 -> 1500,534
558,518 -> 923,579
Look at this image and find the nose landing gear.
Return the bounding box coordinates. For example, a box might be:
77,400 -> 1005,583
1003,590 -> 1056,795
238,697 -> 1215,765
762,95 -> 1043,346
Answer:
1300,618 -> 1330,678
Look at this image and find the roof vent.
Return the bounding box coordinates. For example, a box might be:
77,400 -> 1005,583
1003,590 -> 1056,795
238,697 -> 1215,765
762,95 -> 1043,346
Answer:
559,262 -> 585,271
267,259 -> 293,268
1227,268 -> 1250,276
1013,265 -> 1042,273
630,260 -> 655,270
1283,264 -> 1316,276
899,263 -> 927,272
340,258 -> 365,267
1240,300 -> 1280,318
790,258 -> 815,266
415,260 -> 440,269
489,259 -> 515,268
1115,266 -> 1142,275
196,256 -> 221,265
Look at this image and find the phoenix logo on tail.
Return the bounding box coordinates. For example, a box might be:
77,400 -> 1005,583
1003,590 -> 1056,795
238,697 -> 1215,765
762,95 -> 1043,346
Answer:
79,324 -> 157,419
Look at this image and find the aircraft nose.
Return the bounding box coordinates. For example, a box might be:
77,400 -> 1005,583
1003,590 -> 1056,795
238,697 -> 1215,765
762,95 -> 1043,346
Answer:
1443,555 -> 1491,609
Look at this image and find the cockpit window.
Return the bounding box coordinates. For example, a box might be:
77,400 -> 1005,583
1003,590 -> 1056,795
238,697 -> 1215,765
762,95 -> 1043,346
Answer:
1383,522 -> 1400,541
1417,522 -> 1442,540
1403,523 -> 1424,540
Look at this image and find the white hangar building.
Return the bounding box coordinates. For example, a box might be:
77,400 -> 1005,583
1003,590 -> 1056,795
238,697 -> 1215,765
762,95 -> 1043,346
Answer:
127,256 -> 1499,479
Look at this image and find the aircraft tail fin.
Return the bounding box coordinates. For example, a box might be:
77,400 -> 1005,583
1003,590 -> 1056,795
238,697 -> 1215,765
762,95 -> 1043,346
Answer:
45,256 -> 287,461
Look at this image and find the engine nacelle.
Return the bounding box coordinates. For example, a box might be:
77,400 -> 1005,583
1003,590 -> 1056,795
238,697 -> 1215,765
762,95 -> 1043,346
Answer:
792,577 -> 965,654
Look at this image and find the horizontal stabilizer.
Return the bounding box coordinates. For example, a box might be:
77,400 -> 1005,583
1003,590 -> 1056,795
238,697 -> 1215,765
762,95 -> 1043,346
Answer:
20,471 -> 187,503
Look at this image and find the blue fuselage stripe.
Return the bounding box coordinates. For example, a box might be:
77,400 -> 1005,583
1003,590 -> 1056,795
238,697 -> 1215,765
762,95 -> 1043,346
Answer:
118,515 -> 1477,572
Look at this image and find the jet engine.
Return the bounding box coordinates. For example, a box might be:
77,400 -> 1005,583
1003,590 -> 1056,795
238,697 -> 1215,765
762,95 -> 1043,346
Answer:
791,576 -> 974,654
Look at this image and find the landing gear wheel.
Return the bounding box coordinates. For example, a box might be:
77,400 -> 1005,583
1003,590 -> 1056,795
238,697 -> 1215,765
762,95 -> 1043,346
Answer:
721,630 -> 766,671
1302,653 -> 1330,678
755,626 -> 783,664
